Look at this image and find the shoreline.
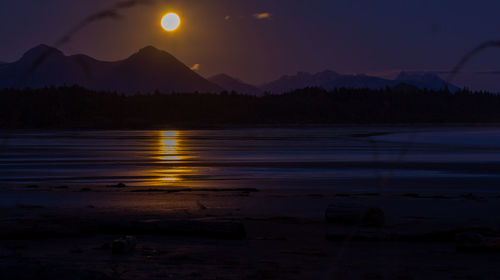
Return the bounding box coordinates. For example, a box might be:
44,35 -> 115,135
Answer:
2,123 -> 500,131
1,187 -> 500,279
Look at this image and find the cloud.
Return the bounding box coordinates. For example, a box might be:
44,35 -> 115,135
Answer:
253,12 -> 272,20
190,64 -> 200,71
224,15 -> 231,21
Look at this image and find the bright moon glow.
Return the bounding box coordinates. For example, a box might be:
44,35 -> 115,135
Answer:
161,13 -> 181,31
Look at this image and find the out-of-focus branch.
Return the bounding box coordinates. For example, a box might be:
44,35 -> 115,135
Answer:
24,0 -> 156,82
448,40 -> 500,82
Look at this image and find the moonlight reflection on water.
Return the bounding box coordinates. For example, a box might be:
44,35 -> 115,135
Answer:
2,127 -> 500,192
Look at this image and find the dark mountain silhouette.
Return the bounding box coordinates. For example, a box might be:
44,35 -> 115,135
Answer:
0,45 -> 222,94
99,46 -> 222,94
261,70 -> 341,93
208,74 -> 263,96
391,83 -> 421,93
396,71 -> 459,92
0,45 -> 113,89
322,74 -> 396,90
0,45 -> 459,95
261,70 -> 458,94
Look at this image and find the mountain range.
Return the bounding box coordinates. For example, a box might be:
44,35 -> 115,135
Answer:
0,45 -> 222,94
0,45 -> 458,94
260,70 -> 458,93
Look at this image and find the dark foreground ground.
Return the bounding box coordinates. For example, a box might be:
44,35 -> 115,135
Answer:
1,186 -> 500,280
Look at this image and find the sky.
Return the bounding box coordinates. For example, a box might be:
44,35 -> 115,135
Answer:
1,0 -> 500,90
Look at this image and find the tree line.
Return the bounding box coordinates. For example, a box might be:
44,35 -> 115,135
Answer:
0,85 -> 499,128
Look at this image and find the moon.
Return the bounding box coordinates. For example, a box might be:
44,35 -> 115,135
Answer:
161,13 -> 181,32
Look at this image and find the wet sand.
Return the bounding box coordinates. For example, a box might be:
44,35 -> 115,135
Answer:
1,186 -> 500,279
4,127 -> 500,193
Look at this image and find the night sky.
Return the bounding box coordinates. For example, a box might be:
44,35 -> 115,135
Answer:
1,0 -> 500,90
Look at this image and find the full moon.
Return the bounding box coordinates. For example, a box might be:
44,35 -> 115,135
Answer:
161,13 -> 181,32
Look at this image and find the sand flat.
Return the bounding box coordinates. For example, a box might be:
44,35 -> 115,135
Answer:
1,187 -> 499,279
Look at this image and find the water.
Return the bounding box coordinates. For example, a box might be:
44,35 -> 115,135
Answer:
1,126 -> 500,193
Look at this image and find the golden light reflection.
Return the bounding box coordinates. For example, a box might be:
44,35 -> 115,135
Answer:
158,130 -> 181,161
153,131 -> 190,185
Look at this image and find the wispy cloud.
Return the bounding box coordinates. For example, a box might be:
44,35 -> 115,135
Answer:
253,12 -> 272,20
190,64 -> 200,71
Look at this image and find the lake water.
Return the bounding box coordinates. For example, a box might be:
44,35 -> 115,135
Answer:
1,126 -> 500,193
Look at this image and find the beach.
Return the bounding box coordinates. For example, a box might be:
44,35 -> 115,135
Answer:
1,186 -> 500,279
3,0 -> 500,278
1,127 -> 500,279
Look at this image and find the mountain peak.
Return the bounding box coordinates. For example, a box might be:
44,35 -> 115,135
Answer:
138,45 -> 161,54
135,45 -> 174,57
0,44 -> 222,94
127,45 -> 178,64
23,44 -> 64,59
31,44 -> 59,51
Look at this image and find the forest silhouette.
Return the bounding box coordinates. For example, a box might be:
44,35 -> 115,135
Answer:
1,85 -> 499,128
